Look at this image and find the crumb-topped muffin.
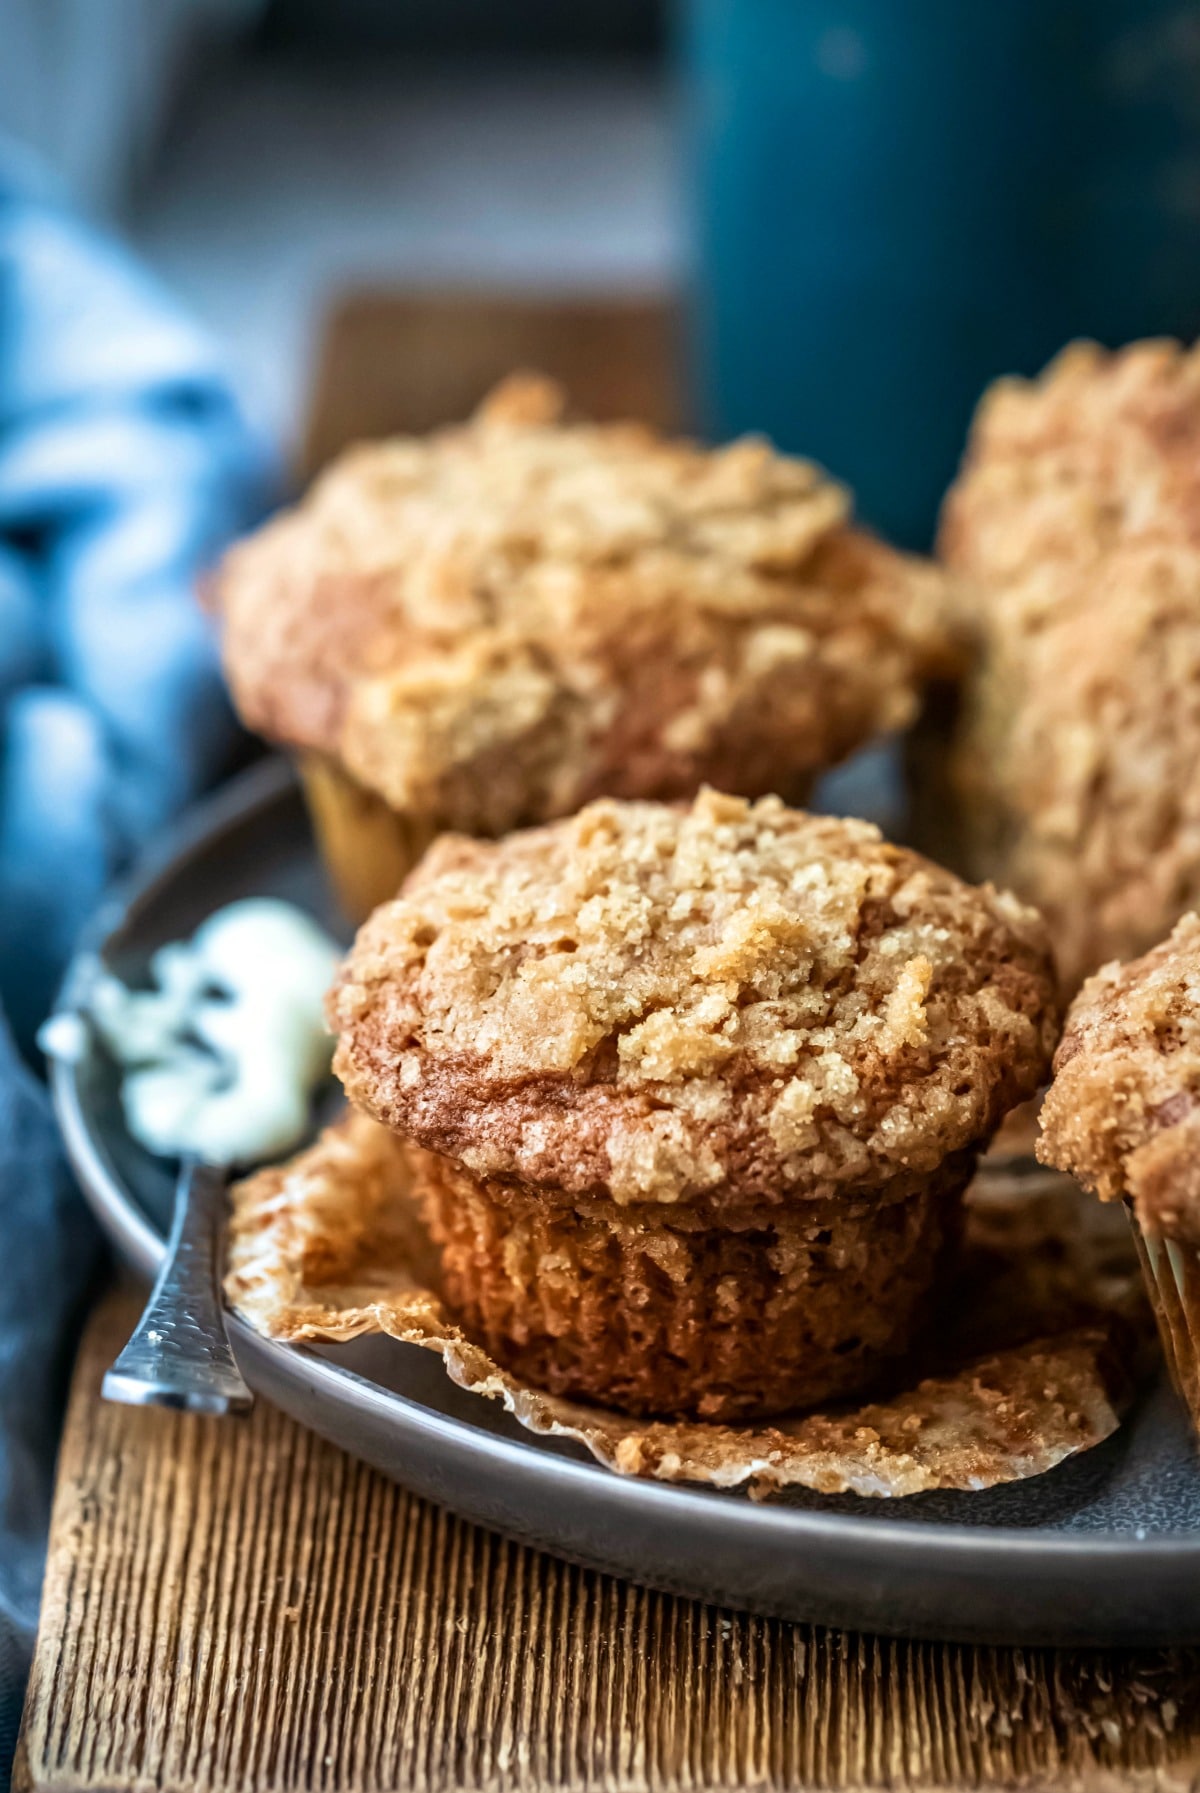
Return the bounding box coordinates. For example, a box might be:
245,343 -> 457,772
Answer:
1039,914 -> 1200,1244
217,374 -> 950,919
941,339 -> 1200,590
1038,913 -> 1200,1427
938,340 -> 1200,989
329,789 -> 1058,1420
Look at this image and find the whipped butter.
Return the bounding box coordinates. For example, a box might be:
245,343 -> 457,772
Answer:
83,899 -> 341,1166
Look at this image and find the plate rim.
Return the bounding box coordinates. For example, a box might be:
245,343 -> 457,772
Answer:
50,755 -> 1200,1568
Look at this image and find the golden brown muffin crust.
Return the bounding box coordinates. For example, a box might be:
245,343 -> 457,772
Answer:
938,340 -> 1200,988
1039,913 -> 1200,1242
331,790 -> 1059,1208
218,375 -> 950,831
941,338 -> 1200,591
952,536 -> 1200,987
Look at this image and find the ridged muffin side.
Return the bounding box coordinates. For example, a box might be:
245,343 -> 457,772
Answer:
410,1146 -> 973,1421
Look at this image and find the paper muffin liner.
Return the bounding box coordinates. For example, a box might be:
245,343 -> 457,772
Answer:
409,1147 -> 971,1422
1126,1210 -> 1200,1430
226,1113 -> 1151,1500
299,754 -> 442,922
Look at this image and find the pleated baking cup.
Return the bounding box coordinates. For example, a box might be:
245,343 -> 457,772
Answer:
1127,1211 -> 1200,1432
409,1147 -> 974,1423
298,754 -> 442,922
225,1112 -> 1145,1502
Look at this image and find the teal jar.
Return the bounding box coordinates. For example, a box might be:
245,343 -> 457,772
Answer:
680,0 -> 1200,545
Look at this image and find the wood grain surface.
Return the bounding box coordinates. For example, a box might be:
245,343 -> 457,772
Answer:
301,291 -> 684,477
16,1290 -> 1200,1793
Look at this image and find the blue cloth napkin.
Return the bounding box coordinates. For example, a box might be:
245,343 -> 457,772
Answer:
0,147 -> 274,1783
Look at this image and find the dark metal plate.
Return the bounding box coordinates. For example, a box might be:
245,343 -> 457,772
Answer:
50,757 -> 1200,1644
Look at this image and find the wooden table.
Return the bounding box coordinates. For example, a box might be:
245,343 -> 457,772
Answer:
17,1292 -> 1200,1793
17,294 -> 1200,1792
299,290 -> 684,477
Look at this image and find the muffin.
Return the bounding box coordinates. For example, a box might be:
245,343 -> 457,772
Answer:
329,788 -> 1059,1421
216,374 -> 950,919
1039,913 -> 1200,1428
937,339 -> 1200,990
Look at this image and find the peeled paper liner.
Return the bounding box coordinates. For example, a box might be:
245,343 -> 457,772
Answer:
226,1112 -> 1151,1502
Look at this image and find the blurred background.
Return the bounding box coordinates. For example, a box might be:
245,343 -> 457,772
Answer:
7,0 -> 1200,543
0,1 -> 676,459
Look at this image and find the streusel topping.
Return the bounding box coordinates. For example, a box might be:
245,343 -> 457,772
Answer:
941,338 -> 1200,601
331,791 -> 1058,1206
1039,913 -> 1200,1241
219,375 -> 950,830
938,339 -> 1200,988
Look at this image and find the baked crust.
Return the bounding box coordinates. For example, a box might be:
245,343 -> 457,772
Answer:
217,374 -> 951,831
330,789 -> 1059,1208
942,339 -> 1200,584
939,339 -> 1200,988
1039,912 -> 1200,1243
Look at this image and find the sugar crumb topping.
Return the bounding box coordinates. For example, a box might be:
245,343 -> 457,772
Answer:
220,376 -> 950,829
940,339 -> 1200,989
1039,913 -> 1200,1233
332,792 -> 1058,1204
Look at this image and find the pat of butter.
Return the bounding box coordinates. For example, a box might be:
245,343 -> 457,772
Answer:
84,899 -> 341,1167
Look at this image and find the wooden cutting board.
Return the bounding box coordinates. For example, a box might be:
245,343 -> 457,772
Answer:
15,1289 -> 1200,1793
16,293 -> 1200,1792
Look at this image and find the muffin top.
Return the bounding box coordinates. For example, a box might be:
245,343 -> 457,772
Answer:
217,375 -> 949,831
331,790 -> 1059,1209
940,337 -> 1200,603
938,339 -> 1200,988
1039,914 -> 1200,1243
953,535 -> 1200,989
